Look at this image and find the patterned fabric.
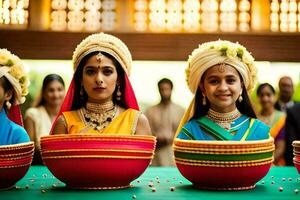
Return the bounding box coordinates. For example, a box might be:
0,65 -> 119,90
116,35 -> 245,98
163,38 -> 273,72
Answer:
269,110 -> 286,140
0,108 -> 29,145
25,106 -> 52,150
62,108 -> 140,135
177,115 -> 270,141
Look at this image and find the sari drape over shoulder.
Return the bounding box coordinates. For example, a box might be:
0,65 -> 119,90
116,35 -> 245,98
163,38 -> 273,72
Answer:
62,108 -> 140,135
177,115 -> 270,141
269,110 -> 286,141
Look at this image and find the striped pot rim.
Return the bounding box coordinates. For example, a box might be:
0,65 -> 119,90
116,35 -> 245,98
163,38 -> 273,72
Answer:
292,141 -> 300,147
174,150 -> 273,161
0,149 -> 34,158
173,146 -> 274,155
0,162 -> 31,169
42,155 -> 154,160
41,135 -> 156,142
174,138 -> 274,149
0,142 -> 34,151
41,148 -> 154,154
175,158 -> 273,167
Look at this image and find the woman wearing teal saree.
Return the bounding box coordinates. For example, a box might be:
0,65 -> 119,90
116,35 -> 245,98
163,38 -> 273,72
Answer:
176,40 -> 270,141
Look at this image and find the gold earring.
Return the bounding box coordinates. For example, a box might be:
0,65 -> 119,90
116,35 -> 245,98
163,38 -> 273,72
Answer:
6,101 -> 11,110
202,96 -> 206,105
238,95 -> 243,102
116,85 -> 121,101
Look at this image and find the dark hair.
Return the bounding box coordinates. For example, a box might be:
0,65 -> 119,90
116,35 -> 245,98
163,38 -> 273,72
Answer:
0,76 -> 15,110
37,74 -> 65,107
71,51 -> 126,110
256,83 -> 275,96
158,78 -> 173,90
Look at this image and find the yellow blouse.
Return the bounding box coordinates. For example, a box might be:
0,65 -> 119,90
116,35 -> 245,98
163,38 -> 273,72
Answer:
62,108 -> 140,135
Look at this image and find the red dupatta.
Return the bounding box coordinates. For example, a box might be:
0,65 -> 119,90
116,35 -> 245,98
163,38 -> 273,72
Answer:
50,74 -> 139,134
7,105 -> 23,126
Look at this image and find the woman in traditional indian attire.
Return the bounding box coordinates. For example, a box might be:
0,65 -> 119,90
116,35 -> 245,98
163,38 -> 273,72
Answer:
51,33 -> 151,135
257,83 -> 286,165
176,40 -> 270,141
0,49 -> 30,145
25,74 -> 65,164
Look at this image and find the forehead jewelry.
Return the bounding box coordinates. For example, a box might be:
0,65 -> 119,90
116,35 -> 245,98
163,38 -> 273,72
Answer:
218,63 -> 226,73
96,52 -> 104,62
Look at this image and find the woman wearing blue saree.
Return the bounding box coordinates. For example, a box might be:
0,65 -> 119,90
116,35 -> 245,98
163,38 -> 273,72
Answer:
0,49 -> 30,145
176,40 -> 270,141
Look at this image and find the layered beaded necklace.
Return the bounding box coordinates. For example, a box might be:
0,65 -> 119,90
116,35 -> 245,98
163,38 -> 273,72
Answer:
207,108 -> 241,130
81,101 -> 117,131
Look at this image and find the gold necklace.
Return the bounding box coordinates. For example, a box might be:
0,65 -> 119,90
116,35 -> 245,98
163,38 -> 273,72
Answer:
82,101 -> 117,131
207,108 -> 241,130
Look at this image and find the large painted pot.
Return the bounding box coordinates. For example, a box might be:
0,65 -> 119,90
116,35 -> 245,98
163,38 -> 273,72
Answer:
173,138 -> 274,190
41,134 -> 156,190
0,142 -> 34,190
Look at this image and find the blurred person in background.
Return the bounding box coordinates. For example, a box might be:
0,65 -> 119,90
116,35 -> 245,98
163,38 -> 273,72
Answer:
275,76 -> 297,112
145,78 -> 184,166
24,74 -> 65,164
257,83 -> 286,166
285,103 -> 300,166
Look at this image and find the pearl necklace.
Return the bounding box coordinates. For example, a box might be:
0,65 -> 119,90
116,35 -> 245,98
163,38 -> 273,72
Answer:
207,108 -> 241,130
82,101 -> 117,131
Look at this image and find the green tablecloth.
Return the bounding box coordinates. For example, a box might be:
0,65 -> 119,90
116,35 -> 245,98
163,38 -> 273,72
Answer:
1,166 -> 299,200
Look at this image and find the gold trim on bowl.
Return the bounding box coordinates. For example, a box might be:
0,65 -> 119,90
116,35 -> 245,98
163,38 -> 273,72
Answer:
41,134 -> 156,142
0,142 -> 34,151
173,147 -> 274,155
174,157 -> 273,165
174,138 -> 274,148
175,159 -> 273,167
42,155 -> 154,160
41,149 -> 154,154
0,149 -> 34,158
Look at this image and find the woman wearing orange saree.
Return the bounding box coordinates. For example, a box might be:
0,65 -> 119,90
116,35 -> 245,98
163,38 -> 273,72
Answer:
51,33 -> 151,135
257,83 -> 286,165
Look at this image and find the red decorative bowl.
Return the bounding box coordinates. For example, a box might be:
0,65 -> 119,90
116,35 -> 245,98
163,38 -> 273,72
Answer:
41,135 -> 155,151
0,142 -> 34,190
173,138 -> 274,190
294,159 -> 300,174
176,162 -> 272,190
41,134 -> 156,189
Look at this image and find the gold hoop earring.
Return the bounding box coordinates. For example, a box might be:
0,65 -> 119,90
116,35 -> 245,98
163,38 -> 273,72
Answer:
116,85 -> 121,101
6,101 -> 11,110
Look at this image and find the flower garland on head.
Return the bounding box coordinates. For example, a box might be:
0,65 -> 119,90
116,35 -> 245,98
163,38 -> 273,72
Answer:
0,49 -> 29,105
185,40 -> 257,94
175,40 -> 258,138
0,49 -> 29,126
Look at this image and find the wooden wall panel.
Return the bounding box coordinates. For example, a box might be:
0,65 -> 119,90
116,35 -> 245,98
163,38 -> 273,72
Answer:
0,30 -> 300,62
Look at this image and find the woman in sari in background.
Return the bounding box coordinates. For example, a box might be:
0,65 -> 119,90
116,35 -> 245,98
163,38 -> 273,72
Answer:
257,83 -> 286,165
51,33 -> 151,135
25,74 -> 65,164
0,49 -> 30,145
176,40 -> 270,141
